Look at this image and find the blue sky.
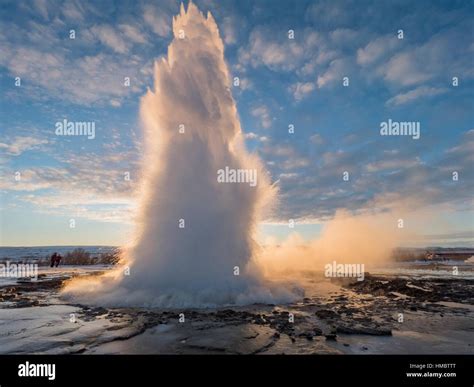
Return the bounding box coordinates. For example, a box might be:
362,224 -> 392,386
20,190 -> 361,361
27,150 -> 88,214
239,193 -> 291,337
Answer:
0,0 -> 473,246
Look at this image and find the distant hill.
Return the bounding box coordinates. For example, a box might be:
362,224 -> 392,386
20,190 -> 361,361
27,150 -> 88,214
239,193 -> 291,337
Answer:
392,247 -> 474,261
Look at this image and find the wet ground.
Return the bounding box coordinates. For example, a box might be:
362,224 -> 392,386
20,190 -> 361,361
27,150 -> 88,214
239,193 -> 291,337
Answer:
0,266 -> 472,354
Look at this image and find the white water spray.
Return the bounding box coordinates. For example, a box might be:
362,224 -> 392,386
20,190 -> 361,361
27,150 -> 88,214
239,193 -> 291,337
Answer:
63,2 -> 298,307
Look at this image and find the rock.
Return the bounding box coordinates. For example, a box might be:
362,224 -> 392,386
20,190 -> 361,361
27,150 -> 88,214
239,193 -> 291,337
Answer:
315,309 -> 339,319
16,300 -> 31,308
313,327 -> 323,336
298,332 -> 314,340
336,324 -> 392,336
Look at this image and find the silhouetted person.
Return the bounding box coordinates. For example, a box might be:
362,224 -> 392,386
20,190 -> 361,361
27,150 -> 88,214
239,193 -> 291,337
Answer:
55,254 -> 62,267
50,252 -> 58,268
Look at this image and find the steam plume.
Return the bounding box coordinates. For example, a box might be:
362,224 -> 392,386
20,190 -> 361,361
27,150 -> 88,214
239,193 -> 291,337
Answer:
63,2 -> 296,307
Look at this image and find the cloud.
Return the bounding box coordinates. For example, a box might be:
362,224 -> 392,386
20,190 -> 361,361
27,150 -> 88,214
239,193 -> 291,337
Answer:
1,157 -> 138,223
330,28 -> 358,46
90,25 -> 129,54
366,157 -> 422,173
0,3 -> 161,106
310,133 -> 324,145
33,0 -> 49,20
262,144 -> 295,157
61,0 -> 85,21
244,132 -> 258,140
0,38 -> 149,104
19,191 -> 135,223
443,129 -> 474,166
261,144 -> 309,171
244,131 -> 269,143
289,82 -> 315,101
375,23 -> 474,87
0,128 -> 141,223
0,136 -> 49,156
305,0 -> 358,28
262,127 -> 474,223
357,35 -> 400,66
380,51 -> 432,87
279,172 -> 299,180
110,99 -> 121,107
386,86 -> 448,106
237,4 -> 472,100
281,157 -> 310,171
251,105 -> 272,129
317,58 -> 351,88
221,16 -> 237,45
238,27 -> 321,72
238,77 -> 253,91
143,4 -> 172,37
119,24 -> 148,44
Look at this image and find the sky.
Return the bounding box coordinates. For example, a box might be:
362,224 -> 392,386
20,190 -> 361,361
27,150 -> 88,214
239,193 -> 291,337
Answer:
0,0 -> 473,247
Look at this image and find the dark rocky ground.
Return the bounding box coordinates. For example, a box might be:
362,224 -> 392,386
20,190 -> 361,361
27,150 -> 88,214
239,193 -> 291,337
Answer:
0,269 -> 472,354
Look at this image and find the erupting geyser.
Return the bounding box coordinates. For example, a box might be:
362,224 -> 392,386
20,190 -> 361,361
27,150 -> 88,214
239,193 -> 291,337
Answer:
63,2 -> 297,307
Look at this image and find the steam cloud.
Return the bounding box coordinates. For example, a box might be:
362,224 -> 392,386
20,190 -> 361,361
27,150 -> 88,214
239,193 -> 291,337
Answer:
63,2 -> 297,307
257,209 -> 408,277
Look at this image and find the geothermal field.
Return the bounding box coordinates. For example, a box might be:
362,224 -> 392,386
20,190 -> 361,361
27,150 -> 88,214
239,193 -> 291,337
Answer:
0,259 -> 473,354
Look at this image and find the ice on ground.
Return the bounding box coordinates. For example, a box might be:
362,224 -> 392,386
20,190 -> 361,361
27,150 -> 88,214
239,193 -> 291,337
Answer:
0,304 -> 144,354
